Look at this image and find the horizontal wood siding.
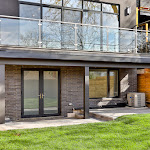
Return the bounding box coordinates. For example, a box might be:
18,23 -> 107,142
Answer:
138,69 -> 150,104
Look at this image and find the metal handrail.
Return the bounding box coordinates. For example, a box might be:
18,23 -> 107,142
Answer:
0,15 -> 150,53
0,15 -> 139,32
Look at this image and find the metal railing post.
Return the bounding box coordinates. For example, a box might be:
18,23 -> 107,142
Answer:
107,27 -> 109,52
38,19 -> 42,48
135,26 -> 138,53
74,24 -> 78,50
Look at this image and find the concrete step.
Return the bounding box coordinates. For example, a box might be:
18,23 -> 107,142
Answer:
102,98 -> 123,101
75,113 -> 84,119
89,112 -> 113,121
5,117 -> 11,123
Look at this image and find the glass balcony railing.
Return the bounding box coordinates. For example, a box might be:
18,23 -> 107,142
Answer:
0,15 -> 149,53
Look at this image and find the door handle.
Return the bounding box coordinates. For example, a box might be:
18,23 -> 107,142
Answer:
38,94 -> 42,99
42,94 -> 45,99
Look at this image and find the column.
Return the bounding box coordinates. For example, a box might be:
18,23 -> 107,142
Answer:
0,65 -> 5,124
84,67 -> 89,119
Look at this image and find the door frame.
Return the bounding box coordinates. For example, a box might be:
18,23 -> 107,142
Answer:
21,68 -> 61,118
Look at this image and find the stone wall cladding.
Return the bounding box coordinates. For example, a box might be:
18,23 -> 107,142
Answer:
61,67 -> 84,116
119,68 -> 137,102
5,65 -> 84,120
5,65 -> 21,121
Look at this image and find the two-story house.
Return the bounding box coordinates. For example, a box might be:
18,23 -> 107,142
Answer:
0,0 -> 149,124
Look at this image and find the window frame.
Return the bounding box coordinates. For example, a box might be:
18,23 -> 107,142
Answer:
19,0 -> 120,26
89,68 -> 120,99
19,3 -> 41,19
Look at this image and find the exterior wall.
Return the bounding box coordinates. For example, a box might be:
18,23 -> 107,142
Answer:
5,65 -> 84,120
5,65 -> 21,121
119,68 -> 137,101
0,0 -> 19,16
5,65 -> 137,120
61,67 -> 84,116
0,0 -> 136,29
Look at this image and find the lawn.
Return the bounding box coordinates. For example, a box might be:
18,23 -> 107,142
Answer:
1,114 -> 150,150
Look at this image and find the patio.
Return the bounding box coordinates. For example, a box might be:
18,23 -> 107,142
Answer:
1,107 -> 150,131
90,107 -> 150,121
0,118 -> 101,131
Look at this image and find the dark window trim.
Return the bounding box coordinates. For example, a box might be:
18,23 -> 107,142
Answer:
19,0 -> 120,26
21,68 -> 61,118
89,68 -> 120,99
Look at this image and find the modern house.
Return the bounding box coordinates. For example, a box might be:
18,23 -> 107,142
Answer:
0,0 -> 149,124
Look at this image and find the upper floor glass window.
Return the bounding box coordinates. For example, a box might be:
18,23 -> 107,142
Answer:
64,10 -> 81,23
43,7 -> 61,21
83,11 -> 101,25
19,0 -> 120,27
20,4 -> 40,19
63,0 -> 82,9
102,3 -> 119,14
103,13 -> 119,27
83,1 -> 101,11
42,0 -> 62,6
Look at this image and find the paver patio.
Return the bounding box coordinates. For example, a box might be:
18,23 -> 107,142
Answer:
0,118 -> 101,131
1,107 -> 150,131
90,107 -> 150,120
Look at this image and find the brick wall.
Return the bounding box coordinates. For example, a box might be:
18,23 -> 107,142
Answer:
119,68 -> 137,102
61,67 -> 84,116
5,65 -> 21,121
5,65 -> 84,120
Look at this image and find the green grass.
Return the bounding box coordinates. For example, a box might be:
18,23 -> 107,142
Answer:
1,114 -> 150,150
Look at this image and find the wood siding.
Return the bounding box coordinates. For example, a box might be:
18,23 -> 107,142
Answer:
138,69 -> 150,104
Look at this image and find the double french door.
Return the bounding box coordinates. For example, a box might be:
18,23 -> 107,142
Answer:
21,69 -> 60,118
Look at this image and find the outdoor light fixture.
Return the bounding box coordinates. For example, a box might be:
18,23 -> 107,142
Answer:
126,6 -> 131,15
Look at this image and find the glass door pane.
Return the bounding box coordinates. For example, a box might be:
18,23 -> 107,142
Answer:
43,71 -> 58,115
24,71 -> 39,116
109,70 -> 118,97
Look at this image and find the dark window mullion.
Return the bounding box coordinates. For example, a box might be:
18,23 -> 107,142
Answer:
19,1 -> 41,6
39,70 -> 44,116
102,12 -> 119,15
41,0 -> 42,19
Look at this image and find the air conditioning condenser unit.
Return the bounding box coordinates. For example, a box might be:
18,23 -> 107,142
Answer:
127,93 -> 145,107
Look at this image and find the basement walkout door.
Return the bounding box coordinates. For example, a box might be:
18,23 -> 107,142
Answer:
21,69 -> 60,118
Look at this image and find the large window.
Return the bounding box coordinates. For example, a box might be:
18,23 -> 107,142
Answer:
63,0 -> 82,9
42,0 -> 62,6
43,7 -> 61,21
19,0 -> 120,27
20,4 -> 40,19
19,0 -> 120,50
89,69 -> 119,99
83,11 -> 101,25
64,10 -> 82,23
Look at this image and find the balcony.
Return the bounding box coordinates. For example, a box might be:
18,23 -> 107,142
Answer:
0,15 -> 149,54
